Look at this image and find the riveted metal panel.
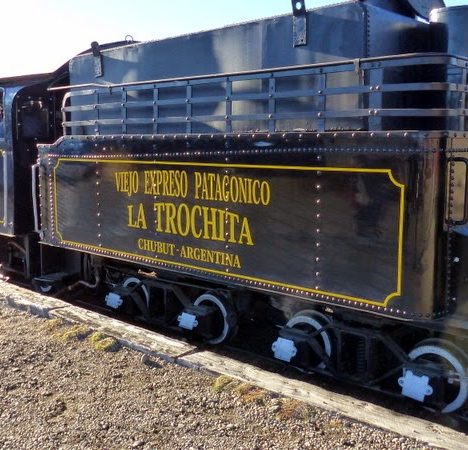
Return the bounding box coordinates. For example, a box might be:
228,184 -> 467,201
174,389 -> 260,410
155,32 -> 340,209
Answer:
69,2 -> 431,89
38,133 -> 447,319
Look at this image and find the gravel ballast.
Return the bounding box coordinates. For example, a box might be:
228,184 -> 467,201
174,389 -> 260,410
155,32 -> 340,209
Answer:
0,300 -> 447,450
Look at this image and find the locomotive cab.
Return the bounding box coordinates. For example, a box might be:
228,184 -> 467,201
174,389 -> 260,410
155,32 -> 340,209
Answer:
0,68 -> 68,281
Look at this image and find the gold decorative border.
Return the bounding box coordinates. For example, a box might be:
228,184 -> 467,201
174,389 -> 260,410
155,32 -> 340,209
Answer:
53,159 -> 405,307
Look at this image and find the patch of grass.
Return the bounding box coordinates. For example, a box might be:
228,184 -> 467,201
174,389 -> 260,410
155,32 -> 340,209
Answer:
93,337 -> 120,352
233,382 -> 269,405
88,331 -> 120,352
212,375 -> 240,393
44,318 -> 66,332
276,398 -> 312,421
241,389 -> 268,405
88,331 -> 108,345
233,382 -> 254,396
53,324 -> 91,342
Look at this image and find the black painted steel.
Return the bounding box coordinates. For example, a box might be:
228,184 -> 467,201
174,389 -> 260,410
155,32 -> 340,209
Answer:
291,0 -> 307,47
405,0 -> 445,19
68,2 -> 431,89
38,131 -> 449,320
90,41 -> 103,78
430,6 -> 468,58
33,0 -> 468,328
0,73 -> 65,236
60,54 -> 468,136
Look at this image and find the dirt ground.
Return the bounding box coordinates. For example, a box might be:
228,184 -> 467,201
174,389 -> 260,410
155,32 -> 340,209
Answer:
0,301 -> 442,450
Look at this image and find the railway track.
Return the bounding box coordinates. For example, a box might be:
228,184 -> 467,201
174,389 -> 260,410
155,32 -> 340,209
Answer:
1,280 -> 466,449
66,287 -> 468,429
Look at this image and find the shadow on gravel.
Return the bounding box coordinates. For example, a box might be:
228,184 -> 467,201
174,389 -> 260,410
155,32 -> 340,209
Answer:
54,293 -> 468,434
207,320 -> 468,434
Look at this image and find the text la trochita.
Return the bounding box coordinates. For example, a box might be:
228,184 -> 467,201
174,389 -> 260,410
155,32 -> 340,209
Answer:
115,169 -> 272,246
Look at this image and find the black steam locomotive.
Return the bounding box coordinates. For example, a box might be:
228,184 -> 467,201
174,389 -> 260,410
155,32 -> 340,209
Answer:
1,0 -> 467,414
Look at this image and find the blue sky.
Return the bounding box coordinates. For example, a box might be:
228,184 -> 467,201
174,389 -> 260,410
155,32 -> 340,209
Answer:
2,0 -> 466,77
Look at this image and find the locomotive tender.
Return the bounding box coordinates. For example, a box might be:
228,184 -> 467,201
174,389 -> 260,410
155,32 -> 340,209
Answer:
0,0 -> 467,413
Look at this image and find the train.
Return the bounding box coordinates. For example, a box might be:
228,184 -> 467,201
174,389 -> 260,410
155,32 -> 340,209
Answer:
1,0 -> 467,414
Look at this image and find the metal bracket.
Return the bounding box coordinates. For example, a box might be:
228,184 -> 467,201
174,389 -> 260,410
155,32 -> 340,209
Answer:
353,58 -> 361,75
398,370 -> 433,402
177,312 -> 199,331
91,41 -> 103,78
292,0 -> 307,47
272,337 -> 298,362
105,292 -> 123,309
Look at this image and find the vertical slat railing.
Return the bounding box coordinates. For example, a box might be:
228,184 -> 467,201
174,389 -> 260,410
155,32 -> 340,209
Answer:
186,84 -> 192,134
268,77 -> 276,133
368,67 -> 384,131
317,73 -> 326,132
121,87 -> 127,134
225,78 -> 232,133
59,56 -> 468,137
94,90 -> 100,135
153,86 -> 159,135
460,68 -> 467,131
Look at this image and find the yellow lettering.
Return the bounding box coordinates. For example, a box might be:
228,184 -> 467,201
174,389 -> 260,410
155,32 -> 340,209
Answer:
177,203 -> 190,236
194,172 -> 202,199
127,203 -> 147,229
203,207 -> 224,241
154,202 -> 163,232
226,211 -> 240,244
191,205 -> 203,238
151,202 -> 253,245
238,217 -> 253,245
165,203 -> 177,234
137,238 -> 175,255
144,170 -> 188,198
115,171 -> 139,197
179,245 -> 241,269
156,171 -> 163,194
192,171 -> 271,206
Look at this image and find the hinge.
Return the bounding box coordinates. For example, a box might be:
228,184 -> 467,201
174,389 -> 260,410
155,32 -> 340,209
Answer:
91,41 -> 103,78
292,0 -> 307,47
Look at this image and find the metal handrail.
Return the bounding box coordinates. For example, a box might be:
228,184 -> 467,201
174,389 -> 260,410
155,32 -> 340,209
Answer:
49,52 -> 467,92
58,53 -> 468,135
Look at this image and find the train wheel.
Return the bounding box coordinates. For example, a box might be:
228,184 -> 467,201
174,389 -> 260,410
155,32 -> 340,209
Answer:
105,276 -> 151,314
37,282 -> 54,294
122,277 -> 150,308
401,338 -> 468,413
193,292 -> 238,345
288,310 -> 332,369
272,310 -> 332,368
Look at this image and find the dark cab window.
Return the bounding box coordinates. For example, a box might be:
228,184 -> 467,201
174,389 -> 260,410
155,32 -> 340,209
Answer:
20,99 -> 49,140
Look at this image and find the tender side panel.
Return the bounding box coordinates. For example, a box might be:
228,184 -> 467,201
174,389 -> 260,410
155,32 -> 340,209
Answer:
46,157 -> 403,307
38,134 -> 448,318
